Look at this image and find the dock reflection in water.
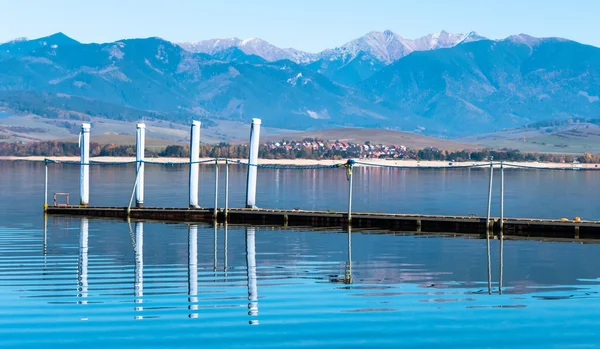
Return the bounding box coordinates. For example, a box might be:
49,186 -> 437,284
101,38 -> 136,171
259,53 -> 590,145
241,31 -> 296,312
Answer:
2,218 -> 600,348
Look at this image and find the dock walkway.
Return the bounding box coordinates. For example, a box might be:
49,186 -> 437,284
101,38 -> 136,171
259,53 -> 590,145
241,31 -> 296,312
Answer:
46,206 -> 597,239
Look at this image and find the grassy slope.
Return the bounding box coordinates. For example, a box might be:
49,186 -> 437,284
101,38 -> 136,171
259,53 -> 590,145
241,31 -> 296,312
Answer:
468,124 -> 600,155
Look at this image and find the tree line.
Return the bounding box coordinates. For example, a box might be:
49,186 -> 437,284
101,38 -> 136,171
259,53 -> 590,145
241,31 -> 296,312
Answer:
1,140 -> 600,163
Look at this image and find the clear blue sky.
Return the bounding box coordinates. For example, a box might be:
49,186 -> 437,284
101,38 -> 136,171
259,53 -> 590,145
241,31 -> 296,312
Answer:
1,0 -> 598,52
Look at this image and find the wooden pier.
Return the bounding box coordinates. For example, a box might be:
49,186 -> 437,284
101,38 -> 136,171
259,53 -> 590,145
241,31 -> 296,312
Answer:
45,205 -> 600,240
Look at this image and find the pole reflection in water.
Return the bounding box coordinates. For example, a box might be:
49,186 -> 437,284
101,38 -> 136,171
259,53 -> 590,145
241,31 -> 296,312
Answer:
345,225 -> 352,284
213,223 -> 218,274
43,214 -> 48,261
188,224 -> 198,318
78,217 -> 88,309
224,224 -> 228,277
134,222 -> 144,319
499,234 -> 504,295
245,227 -> 258,325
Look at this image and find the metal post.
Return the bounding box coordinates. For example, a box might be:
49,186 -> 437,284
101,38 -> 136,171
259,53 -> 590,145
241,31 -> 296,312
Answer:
245,118 -> 261,208
225,159 -> 229,221
246,227 -> 259,325
79,123 -> 91,206
214,159 -> 219,221
486,162 -> 494,232
500,162 -> 505,233
486,161 -> 493,295
188,224 -> 198,317
499,161 -> 504,295
347,160 -> 355,224
135,123 -> 145,208
44,160 -> 48,211
127,169 -> 141,216
189,121 -> 201,208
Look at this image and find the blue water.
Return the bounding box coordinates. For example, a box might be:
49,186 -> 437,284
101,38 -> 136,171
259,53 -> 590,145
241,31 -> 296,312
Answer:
1,161 -> 600,348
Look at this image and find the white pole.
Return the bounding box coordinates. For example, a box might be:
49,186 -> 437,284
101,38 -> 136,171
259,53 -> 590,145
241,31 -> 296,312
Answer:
499,162 -> 505,295
136,123 -> 145,208
214,159 -> 219,221
189,121 -> 201,208
188,224 -> 198,317
347,160 -> 354,224
486,162 -> 493,295
78,217 -> 89,306
500,162 -> 505,233
134,221 -> 144,318
225,159 -> 229,220
79,123 -> 91,206
44,161 -> 48,211
486,161 -> 494,232
246,227 -> 258,325
245,118 -> 261,208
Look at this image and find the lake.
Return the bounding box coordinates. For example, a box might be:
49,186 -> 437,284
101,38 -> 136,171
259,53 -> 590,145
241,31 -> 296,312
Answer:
1,160 -> 600,348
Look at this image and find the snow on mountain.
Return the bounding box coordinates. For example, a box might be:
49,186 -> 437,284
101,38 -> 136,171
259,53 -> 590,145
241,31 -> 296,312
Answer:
179,37 -> 315,63
319,30 -> 488,65
317,30 -> 415,64
179,30 -> 488,66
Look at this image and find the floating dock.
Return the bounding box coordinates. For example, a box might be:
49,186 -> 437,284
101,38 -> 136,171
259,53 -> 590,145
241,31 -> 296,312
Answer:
45,206 -> 599,240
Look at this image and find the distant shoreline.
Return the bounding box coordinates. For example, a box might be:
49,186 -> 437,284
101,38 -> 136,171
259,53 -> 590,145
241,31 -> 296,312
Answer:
1,156 -> 598,169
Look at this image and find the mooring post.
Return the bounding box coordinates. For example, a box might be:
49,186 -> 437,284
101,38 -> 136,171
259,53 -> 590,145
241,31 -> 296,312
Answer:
188,224 -> 198,317
346,159 -> 355,224
135,123 -> 145,208
246,227 -> 259,325
224,158 -> 229,221
44,160 -> 48,211
486,161 -> 494,233
79,123 -> 91,206
189,120 -> 201,208
245,118 -> 261,209
500,161 -> 505,233
486,161 -> 493,295
214,158 -> 219,221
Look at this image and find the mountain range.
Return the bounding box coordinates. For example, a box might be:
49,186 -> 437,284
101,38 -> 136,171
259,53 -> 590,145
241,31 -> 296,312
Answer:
1,30 -> 599,137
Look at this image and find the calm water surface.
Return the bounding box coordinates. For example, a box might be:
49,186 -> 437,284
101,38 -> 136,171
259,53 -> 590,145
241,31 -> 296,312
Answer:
1,161 -> 600,348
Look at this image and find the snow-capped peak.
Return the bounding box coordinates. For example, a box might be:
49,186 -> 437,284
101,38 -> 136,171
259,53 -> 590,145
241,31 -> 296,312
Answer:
317,30 -> 487,65
178,30 -> 489,65
179,37 -> 315,63
241,37 -> 258,45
